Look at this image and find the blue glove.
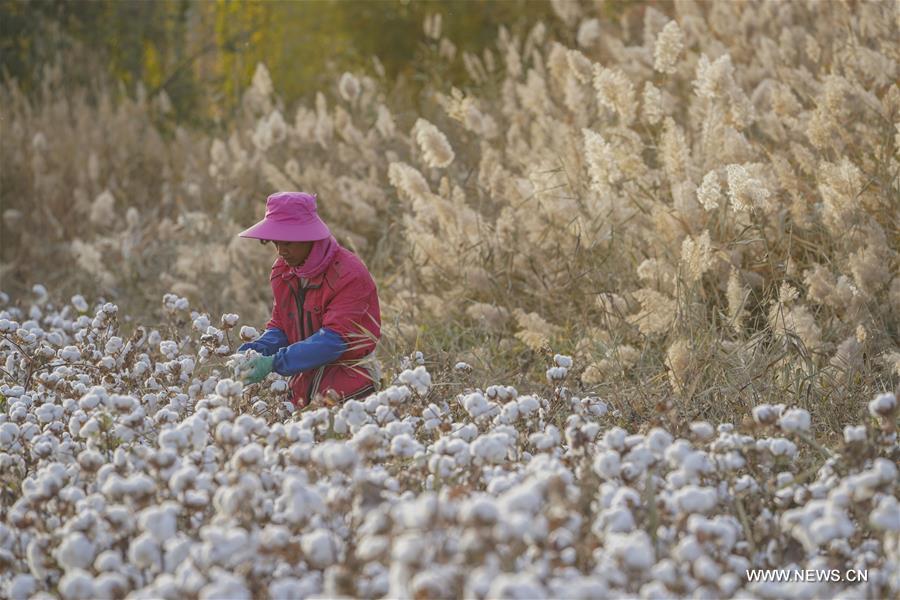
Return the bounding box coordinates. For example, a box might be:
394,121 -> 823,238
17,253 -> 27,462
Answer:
272,328 -> 347,376
238,328 -> 289,356
243,355 -> 275,384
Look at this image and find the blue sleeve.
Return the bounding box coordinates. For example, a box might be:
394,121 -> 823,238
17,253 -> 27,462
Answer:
238,328 -> 289,356
272,328 -> 347,376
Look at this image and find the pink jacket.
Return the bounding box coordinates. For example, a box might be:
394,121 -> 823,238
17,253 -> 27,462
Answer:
266,246 -> 380,406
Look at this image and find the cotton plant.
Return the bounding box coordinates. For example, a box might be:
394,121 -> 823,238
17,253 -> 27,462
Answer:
1,293 -> 899,598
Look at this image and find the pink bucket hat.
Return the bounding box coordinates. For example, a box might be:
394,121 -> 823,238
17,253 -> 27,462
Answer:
239,191 -> 331,242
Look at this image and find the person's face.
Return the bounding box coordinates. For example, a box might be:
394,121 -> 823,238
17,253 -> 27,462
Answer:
272,240 -> 313,267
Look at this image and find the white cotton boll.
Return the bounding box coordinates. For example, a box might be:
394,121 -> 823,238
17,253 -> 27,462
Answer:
452,423 -> 478,442
646,428 -> 673,456
462,392 -> 492,418
718,573 -> 741,597
129,532 -> 162,570
693,555 -> 721,583
214,378 -> 243,398
603,427 -> 627,451
139,503 -> 179,543
553,354 -> 573,368
872,458 -> 898,483
607,530 -> 655,570
516,395 -> 540,416
0,422 -> 19,449
385,420 -> 414,439
351,424 -> 385,452
59,569 -> 95,600
123,474 -> 157,499
7,574 -> 37,600
35,402 -> 62,424
93,573 -> 128,598
766,437 -> 797,458
546,366 -> 568,382
301,530 -> 336,569
674,486 -> 718,514
778,408 -> 811,433
496,400 -> 519,424
393,532 -> 425,565
269,577 -> 321,600
71,295 -> 89,312
398,365 -> 431,395
159,340 -> 178,360
529,425 -> 560,451
383,385 -> 412,405
375,404 -> 397,424
274,478 -> 324,524
751,404 -> 782,425
689,421 -> 715,440
471,433 -> 511,464
498,480 -> 543,515
192,314 -> 211,331
312,440 -> 358,472
199,570 -> 251,600
594,506 -> 635,535
393,493 -> 439,530
870,495 -> 900,531
454,361 -> 472,372
169,465 -> 197,494
55,532 -> 95,570
581,422 -> 601,440
843,425 -> 866,443
232,442 -> 264,468
486,385 -> 518,401
109,394 -> 136,411
640,580 -> 671,599
390,434 -> 423,458
809,512 -> 855,547
485,574 -> 547,600
94,550 -> 122,572
59,346 -> 81,362
239,326 -> 259,342
672,535 -> 703,563
459,495 -> 499,525
868,392 -> 896,417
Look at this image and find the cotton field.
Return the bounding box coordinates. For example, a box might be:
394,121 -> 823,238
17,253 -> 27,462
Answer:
1,293 -> 897,599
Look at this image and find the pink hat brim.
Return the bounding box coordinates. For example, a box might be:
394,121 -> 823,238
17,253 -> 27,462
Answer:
238,217 -> 331,242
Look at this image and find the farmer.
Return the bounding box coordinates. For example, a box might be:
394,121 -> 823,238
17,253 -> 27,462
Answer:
237,191 -> 381,407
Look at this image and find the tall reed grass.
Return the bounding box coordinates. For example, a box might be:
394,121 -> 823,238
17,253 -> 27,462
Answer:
2,0 -> 897,435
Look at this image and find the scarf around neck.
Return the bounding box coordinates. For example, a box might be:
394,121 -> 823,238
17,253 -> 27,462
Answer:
280,235 -> 339,281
